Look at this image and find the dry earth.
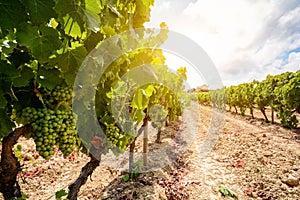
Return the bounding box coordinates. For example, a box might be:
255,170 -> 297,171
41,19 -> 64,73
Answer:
0,102 -> 299,200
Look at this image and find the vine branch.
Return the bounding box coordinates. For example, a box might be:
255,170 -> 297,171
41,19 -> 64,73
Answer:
0,125 -> 32,200
67,151 -> 101,200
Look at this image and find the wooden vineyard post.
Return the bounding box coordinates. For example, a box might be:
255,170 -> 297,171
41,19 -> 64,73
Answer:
143,120 -> 149,167
143,115 -> 149,167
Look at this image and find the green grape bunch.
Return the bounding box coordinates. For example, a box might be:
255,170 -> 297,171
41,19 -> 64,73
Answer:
52,86 -> 73,102
43,85 -> 73,108
21,105 -> 79,159
103,122 -> 130,151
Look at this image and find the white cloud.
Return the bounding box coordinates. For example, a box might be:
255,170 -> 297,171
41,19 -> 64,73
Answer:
285,51 -> 300,71
146,0 -> 300,87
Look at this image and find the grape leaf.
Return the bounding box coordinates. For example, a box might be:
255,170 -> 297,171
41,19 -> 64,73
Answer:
55,0 -> 85,34
0,108 -> 15,137
122,174 -> 130,182
37,67 -> 63,90
20,0 -> 57,25
13,66 -> 34,87
86,0 -> 102,14
55,189 -> 68,199
16,25 -> 61,63
62,73 -> 76,86
131,108 -> 145,124
54,0 -> 82,18
132,89 -> 149,109
112,81 -> 128,97
133,0 -> 152,28
63,15 -> 82,38
83,9 -> 100,33
0,61 -> 20,92
125,65 -> 158,85
0,0 -> 27,29
101,25 -> 115,36
13,88 -> 41,115
7,46 -> 32,67
1,41 -> 17,56
84,31 -> 104,53
52,45 -> 87,85
0,88 -> 7,108
0,60 -> 20,80
144,85 -> 155,97
100,8 -> 117,27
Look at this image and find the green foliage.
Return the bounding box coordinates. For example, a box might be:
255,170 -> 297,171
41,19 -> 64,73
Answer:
200,70 -> 300,129
0,0 -> 189,199
122,174 -> 130,182
218,185 -> 238,199
210,89 -> 226,110
195,89 -> 226,109
20,0 -> 57,25
130,161 -> 143,179
131,160 -> 142,178
269,72 -> 298,128
253,80 -> 272,121
282,70 -> 300,112
36,68 -> 63,90
16,25 -> 62,62
195,92 -> 210,105
122,160 -> 142,182
91,38 -> 187,156
149,104 -> 168,128
16,192 -> 28,200
0,0 -> 160,141
132,88 -> 151,110
0,108 -> 15,137
0,0 -> 27,29
55,189 -> 68,200
277,110 -> 298,128
51,45 -> 88,85
225,86 -> 238,112
0,0 -> 187,164
14,144 -> 23,162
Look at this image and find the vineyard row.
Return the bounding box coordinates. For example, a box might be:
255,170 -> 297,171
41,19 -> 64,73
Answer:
194,70 -> 300,128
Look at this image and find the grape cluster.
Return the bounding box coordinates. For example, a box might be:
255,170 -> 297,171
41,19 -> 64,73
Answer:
44,85 -> 73,108
104,123 -> 128,150
22,107 -> 78,159
52,86 -> 73,102
58,129 -> 79,157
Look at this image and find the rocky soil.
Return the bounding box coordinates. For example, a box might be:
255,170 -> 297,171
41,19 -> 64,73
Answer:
0,102 -> 299,200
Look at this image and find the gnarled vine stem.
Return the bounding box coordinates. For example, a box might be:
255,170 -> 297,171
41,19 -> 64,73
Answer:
0,125 -> 32,200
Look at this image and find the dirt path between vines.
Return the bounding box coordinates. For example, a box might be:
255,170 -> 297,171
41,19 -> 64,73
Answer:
0,103 -> 299,200
186,104 -> 300,200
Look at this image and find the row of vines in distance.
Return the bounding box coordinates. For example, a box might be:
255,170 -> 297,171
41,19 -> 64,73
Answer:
195,70 -> 300,128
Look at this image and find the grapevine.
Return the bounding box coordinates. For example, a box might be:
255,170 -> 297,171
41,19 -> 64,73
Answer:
0,0 -> 187,199
195,70 -> 300,128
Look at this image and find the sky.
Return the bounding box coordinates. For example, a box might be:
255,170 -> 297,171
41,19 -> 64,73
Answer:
145,0 -> 300,88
